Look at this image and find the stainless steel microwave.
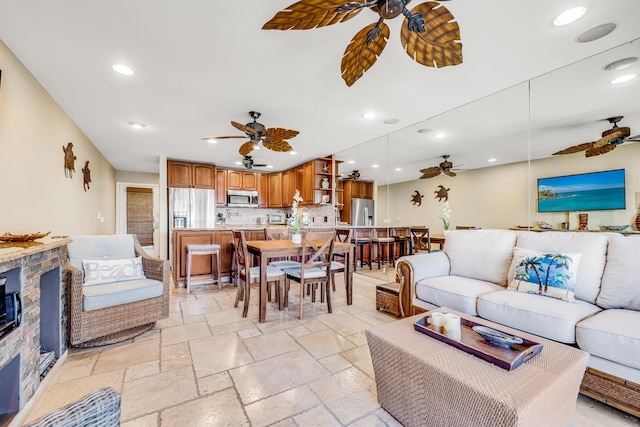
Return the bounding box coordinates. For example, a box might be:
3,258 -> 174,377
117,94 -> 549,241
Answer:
227,189 -> 259,207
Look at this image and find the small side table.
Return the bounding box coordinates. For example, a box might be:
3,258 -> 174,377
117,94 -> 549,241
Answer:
376,281 -> 404,318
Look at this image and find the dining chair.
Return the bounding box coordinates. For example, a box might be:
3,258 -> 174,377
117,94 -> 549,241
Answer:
283,231 -> 335,319
409,227 -> 431,254
265,227 -> 302,272
331,228 -> 353,291
232,230 -> 286,316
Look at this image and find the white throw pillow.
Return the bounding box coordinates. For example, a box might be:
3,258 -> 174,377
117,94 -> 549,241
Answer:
82,257 -> 146,286
507,247 -> 581,303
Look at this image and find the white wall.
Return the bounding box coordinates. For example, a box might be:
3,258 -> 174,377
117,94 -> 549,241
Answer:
0,40 -> 116,235
379,143 -> 640,233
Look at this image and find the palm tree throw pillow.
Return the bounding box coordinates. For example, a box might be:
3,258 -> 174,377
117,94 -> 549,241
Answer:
507,247 -> 582,303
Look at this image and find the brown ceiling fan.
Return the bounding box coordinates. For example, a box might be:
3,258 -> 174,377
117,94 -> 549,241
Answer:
241,155 -> 267,170
552,116 -> 640,157
202,111 -> 299,156
263,0 -> 462,87
419,155 -> 462,179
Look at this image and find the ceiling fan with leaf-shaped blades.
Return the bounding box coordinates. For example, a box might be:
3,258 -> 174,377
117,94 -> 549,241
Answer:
202,111 -> 299,156
419,155 -> 462,179
263,0 -> 462,87
553,116 -> 640,157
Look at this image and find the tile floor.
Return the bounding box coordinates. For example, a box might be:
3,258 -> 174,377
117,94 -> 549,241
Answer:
24,269 -> 640,426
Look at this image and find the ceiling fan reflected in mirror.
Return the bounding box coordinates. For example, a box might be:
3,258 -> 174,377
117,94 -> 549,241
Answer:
553,116 -> 640,157
263,0 -> 463,87
202,111 -> 299,156
241,155 -> 267,170
346,170 -> 361,180
419,155 -> 462,179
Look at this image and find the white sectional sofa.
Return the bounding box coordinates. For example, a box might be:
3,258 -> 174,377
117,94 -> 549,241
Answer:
396,229 -> 640,416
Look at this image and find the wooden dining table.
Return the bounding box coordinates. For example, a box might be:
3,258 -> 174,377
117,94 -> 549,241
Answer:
246,240 -> 355,322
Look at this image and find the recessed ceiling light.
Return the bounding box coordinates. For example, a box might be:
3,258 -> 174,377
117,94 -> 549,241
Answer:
361,112 -> 377,119
112,64 -> 134,75
372,164 -> 379,168
234,161 -> 242,165
553,7 -> 586,26
254,146 -> 261,150
348,160 -> 355,164
206,138 -> 217,144
289,151 -> 297,155
128,121 -> 146,129
488,158 -> 497,163
267,165 -> 274,169
395,167 -> 402,172
610,74 -> 637,84
577,23 -> 616,43
384,118 -> 399,124
433,132 -> 446,139
417,128 -> 431,134
603,57 -> 638,71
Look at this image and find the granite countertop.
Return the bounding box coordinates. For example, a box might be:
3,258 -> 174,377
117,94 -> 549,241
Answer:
0,236 -> 71,263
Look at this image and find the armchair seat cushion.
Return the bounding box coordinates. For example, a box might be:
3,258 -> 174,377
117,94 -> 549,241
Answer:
83,278 -> 163,311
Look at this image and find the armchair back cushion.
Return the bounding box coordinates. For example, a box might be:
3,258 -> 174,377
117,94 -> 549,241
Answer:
444,230 -> 516,286
597,234 -> 640,310
68,235 -> 136,270
512,232 -> 607,304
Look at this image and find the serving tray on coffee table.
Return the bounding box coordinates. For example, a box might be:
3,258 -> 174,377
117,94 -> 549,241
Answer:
414,314 -> 543,371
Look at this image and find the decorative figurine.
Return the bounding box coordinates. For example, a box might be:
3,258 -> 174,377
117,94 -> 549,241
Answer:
322,164 -> 329,173
63,142 -> 76,178
411,190 -> 424,206
82,161 -> 91,191
434,185 -> 450,202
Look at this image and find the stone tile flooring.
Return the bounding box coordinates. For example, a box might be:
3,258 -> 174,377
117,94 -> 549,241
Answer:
24,270 -> 640,426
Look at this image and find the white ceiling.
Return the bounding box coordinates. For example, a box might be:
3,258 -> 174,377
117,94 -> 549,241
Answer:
1,1 -> 639,184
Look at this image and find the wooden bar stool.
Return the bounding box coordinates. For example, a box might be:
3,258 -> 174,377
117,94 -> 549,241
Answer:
186,244 -> 222,293
371,229 -> 396,269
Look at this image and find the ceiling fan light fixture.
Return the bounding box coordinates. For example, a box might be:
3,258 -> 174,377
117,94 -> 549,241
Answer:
553,7 -> 586,26
610,74 -> 637,85
603,57 -> 638,71
112,64 -> 134,75
577,23 -> 616,43
361,112 -> 377,120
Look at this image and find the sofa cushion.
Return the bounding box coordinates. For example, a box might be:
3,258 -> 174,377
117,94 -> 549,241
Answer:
68,235 -> 136,270
597,234 -> 640,310
507,247 -> 581,303
477,290 -> 601,343
576,309 -> 640,370
415,276 -> 504,316
511,231 -> 607,304
83,278 -> 163,311
82,257 -> 146,286
444,230 -> 516,286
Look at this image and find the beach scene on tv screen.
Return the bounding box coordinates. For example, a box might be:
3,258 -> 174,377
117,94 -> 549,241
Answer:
538,169 -> 625,212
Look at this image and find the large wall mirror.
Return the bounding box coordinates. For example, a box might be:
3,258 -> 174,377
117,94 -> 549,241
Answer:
335,38 -> 640,234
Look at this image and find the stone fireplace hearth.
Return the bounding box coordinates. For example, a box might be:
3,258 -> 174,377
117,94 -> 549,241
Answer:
0,238 -> 70,426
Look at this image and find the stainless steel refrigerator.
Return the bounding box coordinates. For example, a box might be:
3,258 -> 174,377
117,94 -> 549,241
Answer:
168,188 -> 216,259
351,198 -> 375,226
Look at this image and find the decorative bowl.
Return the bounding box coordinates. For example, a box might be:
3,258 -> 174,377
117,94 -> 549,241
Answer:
472,326 -> 523,348
0,231 -> 51,242
599,225 -> 629,231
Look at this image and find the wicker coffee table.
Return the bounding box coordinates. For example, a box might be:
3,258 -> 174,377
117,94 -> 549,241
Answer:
366,311 -> 589,427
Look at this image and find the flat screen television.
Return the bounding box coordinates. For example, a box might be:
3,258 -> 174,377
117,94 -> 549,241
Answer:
537,169 -> 626,213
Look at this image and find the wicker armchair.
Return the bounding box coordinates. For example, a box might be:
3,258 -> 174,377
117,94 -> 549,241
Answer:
66,235 -> 170,346
24,387 -> 121,427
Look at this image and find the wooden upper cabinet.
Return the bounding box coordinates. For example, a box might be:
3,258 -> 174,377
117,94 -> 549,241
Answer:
282,169 -> 296,207
227,170 -> 257,191
362,181 -> 374,199
298,162 -> 314,204
227,170 -> 243,190
216,169 -> 227,206
258,173 -> 268,207
268,173 -> 283,207
167,161 -> 215,189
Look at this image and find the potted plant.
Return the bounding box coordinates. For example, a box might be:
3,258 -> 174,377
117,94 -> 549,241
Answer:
440,201 -> 451,235
288,190 -> 304,243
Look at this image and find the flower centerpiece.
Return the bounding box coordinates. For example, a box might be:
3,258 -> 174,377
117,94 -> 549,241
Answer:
440,201 -> 451,234
288,189 -> 304,243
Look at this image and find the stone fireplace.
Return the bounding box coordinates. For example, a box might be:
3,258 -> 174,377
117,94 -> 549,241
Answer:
0,238 -> 69,426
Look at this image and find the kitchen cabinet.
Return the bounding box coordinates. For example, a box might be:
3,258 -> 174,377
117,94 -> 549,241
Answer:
341,179 -> 374,224
227,170 -> 258,191
167,161 -> 215,189
216,169 -> 227,206
258,173 -> 268,207
282,169 -> 296,207
297,162 -> 314,204
268,173 -> 283,207
313,156 -> 340,205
